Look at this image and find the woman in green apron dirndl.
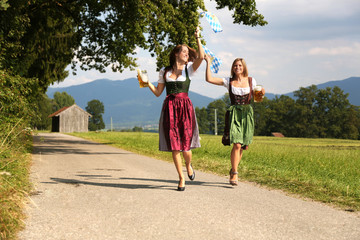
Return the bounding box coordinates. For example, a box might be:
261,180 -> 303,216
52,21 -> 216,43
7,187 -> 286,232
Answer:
204,55 -> 265,186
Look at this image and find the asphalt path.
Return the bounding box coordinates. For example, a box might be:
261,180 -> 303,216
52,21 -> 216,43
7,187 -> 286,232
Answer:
19,133 -> 360,240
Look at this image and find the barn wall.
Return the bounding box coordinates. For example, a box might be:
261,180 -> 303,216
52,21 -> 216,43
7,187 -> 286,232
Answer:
59,106 -> 89,133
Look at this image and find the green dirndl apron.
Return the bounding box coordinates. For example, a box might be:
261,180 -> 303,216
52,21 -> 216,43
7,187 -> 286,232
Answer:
221,77 -> 254,147
228,104 -> 254,145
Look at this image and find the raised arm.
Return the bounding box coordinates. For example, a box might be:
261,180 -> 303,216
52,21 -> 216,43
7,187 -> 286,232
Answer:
192,27 -> 205,72
204,54 -> 224,86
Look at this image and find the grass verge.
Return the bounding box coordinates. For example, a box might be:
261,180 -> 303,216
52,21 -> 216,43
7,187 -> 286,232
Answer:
0,130 -> 33,240
69,132 -> 360,212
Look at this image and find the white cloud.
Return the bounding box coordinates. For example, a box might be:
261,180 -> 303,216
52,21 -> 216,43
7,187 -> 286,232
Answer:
309,47 -> 352,56
257,0 -> 360,18
308,42 -> 360,56
250,64 -> 269,77
227,38 -> 247,46
51,75 -> 92,88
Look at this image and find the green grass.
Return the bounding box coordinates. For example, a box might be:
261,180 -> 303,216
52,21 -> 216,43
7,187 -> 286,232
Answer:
0,130 -> 33,240
69,132 -> 360,211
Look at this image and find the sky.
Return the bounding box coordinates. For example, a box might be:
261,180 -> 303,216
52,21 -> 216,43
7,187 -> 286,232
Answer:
51,0 -> 360,99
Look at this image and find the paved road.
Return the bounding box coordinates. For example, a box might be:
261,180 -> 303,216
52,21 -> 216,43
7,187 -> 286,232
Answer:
19,133 -> 360,240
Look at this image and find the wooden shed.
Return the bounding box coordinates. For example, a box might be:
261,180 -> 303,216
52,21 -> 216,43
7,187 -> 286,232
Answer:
271,132 -> 285,137
48,104 -> 92,133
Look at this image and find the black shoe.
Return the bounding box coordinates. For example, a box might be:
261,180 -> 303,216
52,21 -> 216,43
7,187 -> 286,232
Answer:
177,186 -> 185,191
188,164 -> 195,181
177,180 -> 185,191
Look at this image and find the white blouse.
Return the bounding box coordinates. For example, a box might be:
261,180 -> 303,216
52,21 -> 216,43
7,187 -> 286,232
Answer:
158,62 -> 195,83
222,77 -> 258,96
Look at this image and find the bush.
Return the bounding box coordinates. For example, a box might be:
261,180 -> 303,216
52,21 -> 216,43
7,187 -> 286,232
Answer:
0,70 -> 38,238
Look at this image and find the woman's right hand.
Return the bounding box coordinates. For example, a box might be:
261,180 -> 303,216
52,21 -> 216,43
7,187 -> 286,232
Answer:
195,26 -> 200,38
204,54 -> 223,86
204,54 -> 211,63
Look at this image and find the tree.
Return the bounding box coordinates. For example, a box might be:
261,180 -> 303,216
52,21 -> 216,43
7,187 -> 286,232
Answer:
1,0 -> 267,91
207,99 -> 227,135
132,126 -> 143,132
314,86 -> 354,139
0,0 -> 9,10
220,93 -> 231,108
0,0 -> 80,91
195,84 -> 360,140
0,69 -> 39,122
261,85 -> 360,139
293,85 -> 320,137
195,106 -> 209,134
86,99 -> 105,131
31,93 -> 53,130
252,97 -> 269,136
214,0 -> 267,26
259,95 -> 297,137
53,91 -> 75,111
339,106 -> 359,140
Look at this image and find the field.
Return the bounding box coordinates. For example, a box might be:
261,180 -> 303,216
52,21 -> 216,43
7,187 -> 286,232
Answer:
69,132 -> 360,212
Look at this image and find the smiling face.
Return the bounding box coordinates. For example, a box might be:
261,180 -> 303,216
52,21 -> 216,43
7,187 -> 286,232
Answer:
231,58 -> 248,77
232,60 -> 243,76
176,46 -> 189,64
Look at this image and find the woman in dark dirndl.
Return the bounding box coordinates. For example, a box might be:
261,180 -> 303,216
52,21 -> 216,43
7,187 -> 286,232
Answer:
146,28 -> 204,191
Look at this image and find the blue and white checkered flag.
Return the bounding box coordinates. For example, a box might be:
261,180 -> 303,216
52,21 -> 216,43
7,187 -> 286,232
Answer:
200,11 -> 223,33
202,45 -> 222,73
210,57 -> 222,74
202,44 -> 215,58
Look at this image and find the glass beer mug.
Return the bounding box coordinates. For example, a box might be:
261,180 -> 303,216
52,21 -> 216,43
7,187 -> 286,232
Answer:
137,69 -> 149,88
254,85 -> 264,102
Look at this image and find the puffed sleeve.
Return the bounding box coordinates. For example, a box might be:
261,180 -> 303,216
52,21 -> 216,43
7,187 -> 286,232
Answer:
252,77 -> 257,88
158,68 -> 165,84
222,77 -> 230,89
186,62 -> 195,76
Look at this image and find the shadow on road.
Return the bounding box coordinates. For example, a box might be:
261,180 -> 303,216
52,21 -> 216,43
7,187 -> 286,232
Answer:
34,135 -> 103,146
34,146 -> 132,155
48,177 -> 232,191
33,135 -> 128,155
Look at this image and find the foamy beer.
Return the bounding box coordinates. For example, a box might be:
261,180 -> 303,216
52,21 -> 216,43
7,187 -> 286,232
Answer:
254,85 -> 264,102
137,69 -> 149,88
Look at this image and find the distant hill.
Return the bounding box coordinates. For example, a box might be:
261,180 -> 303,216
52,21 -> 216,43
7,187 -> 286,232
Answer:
47,78 -> 214,128
47,77 -> 359,128
265,77 -> 360,106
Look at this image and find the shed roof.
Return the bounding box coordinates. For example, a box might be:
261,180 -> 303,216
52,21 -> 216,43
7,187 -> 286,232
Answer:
48,104 -> 91,118
271,132 -> 285,137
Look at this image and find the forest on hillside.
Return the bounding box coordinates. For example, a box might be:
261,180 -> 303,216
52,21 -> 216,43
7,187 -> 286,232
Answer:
196,85 -> 360,140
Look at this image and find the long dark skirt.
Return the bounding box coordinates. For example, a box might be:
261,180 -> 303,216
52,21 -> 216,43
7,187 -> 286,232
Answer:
158,93 -> 201,152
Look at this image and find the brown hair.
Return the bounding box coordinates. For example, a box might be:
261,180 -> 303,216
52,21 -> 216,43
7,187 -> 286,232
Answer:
163,44 -> 197,79
230,58 -> 248,79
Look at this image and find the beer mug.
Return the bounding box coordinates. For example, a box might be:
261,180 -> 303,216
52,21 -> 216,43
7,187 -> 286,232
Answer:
254,85 -> 264,102
137,69 -> 149,88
